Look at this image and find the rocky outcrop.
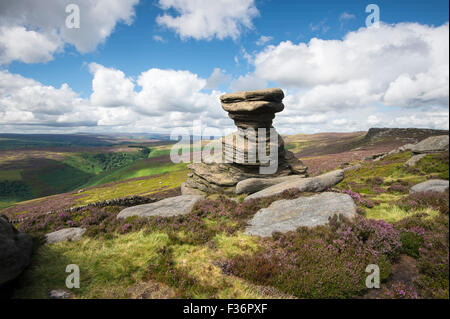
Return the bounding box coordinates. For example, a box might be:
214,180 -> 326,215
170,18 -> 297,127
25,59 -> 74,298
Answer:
184,88 -> 307,194
117,195 -> 205,219
244,192 -> 357,237
410,180 -> 449,194
245,169 -> 344,201
0,215 -> 33,286
45,228 -> 86,244
411,135 -> 449,154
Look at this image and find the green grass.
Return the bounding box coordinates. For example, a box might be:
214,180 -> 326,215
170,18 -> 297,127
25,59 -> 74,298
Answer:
84,161 -> 187,187
366,203 -> 440,223
14,231 -> 170,298
74,169 -> 188,205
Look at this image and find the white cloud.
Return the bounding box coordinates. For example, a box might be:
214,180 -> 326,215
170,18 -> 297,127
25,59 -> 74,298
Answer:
156,0 -> 259,40
230,73 -> 267,92
256,35 -> 273,46
0,0 -> 139,64
153,35 -> 166,43
89,63 -> 136,108
0,26 -> 62,64
252,22 -> 449,113
205,68 -> 231,89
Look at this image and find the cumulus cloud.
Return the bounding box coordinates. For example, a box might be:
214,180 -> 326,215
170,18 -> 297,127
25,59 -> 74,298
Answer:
156,0 -> 259,40
89,63 -> 136,108
251,22 -> 449,113
0,0 -> 139,64
0,64 -> 231,133
205,68 -> 231,89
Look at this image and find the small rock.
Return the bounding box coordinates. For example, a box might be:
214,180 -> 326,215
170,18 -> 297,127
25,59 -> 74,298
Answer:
409,179 -> 449,194
404,154 -> 426,167
48,289 -> 73,299
245,169 -> 345,201
45,228 -> 86,244
117,195 -> 205,219
245,192 -> 357,237
411,135 -> 449,154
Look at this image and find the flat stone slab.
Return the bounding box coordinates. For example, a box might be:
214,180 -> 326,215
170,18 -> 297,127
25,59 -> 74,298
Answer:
245,192 -> 357,237
245,169 -> 344,201
410,179 -> 449,194
236,175 -> 305,195
45,227 -> 86,244
411,135 -> 449,154
220,88 -> 284,103
117,195 -> 205,219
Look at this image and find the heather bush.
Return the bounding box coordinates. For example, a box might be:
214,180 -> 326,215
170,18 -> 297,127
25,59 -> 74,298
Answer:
396,189 -> 449,215
378,282 -> 419,299
334,216 -> 402,259
387,183 -> 410,194
394,213 -> 449,298
227,215 -> 401,298
400,231 -> 424,258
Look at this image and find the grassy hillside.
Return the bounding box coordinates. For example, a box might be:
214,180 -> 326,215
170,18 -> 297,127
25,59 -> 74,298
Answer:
0,142 -> 183,209
12,148 -> 449,299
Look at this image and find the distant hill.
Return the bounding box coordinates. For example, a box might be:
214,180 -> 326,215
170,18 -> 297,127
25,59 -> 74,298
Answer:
362,128 -> 449,145
284,128 -> 448,158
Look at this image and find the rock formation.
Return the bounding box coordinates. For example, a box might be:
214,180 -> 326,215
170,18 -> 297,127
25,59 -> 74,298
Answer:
183,88 -> 307,194
0,215 -> 33,287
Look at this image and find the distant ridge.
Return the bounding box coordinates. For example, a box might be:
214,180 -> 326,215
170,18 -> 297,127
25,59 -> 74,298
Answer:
363,127 -> 449,145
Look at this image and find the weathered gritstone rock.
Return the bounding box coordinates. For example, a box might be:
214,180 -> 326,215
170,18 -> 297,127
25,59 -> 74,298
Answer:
244,169 -> 344,201
236,175 -> 304,195
0,215 -> 33,286
185,88 -> 308,194
411,135 -> 449,154
410,179 -> 449,194
117,195 -> 205,219
404,154 -> 426,167
45,227 -> 86,244
244,192 -> 357,237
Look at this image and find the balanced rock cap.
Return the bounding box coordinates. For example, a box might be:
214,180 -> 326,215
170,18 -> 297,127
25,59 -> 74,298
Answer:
220,88 -> 284,103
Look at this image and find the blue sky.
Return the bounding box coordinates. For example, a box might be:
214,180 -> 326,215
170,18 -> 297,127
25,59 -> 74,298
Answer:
0,0 -> 449,134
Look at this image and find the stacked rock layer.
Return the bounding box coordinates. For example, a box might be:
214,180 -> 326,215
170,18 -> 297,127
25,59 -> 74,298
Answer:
183,88 -> 308,195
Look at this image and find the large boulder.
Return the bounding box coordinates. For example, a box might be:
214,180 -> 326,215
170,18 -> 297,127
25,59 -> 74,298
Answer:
236,175 -> 305,195
244,192 -> 357,237
117,195 -> 205,219
411,135 -> 449,154
45,228 -> 86,244
410,179 -> 449,194
244,169 -> 345,201
0,215 -> 33,286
